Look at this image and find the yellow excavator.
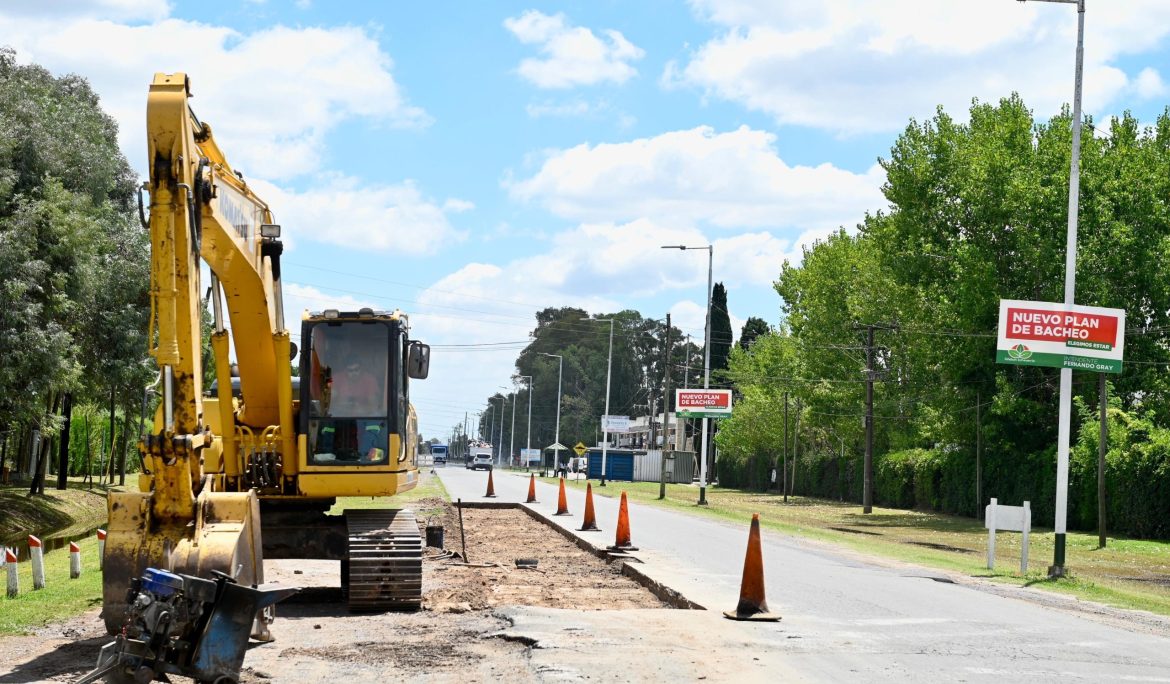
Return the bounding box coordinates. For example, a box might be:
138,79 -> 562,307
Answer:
102,73 -> 431,636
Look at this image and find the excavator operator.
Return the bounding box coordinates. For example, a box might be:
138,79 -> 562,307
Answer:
315,334 -> 389,464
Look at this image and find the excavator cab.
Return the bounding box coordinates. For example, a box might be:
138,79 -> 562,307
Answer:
296,307 -> 429,497
306,320 -> 392,465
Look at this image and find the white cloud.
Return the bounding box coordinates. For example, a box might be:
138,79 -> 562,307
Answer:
0,12 -> 428,180
249,175 -> 468,255
504,10 -> 645,89
1135,68 -> 1167,99
507,125 -> 885,231
674,0 -> 1170,135
3,0 -> 170,22
526,100 -> 593,118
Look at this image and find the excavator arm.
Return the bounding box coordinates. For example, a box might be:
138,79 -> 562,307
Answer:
104,73 -> 292,635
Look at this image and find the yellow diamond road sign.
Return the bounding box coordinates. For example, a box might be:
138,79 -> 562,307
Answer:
574,442 -> 587,456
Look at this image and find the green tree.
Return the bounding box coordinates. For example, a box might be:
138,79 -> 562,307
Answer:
709,282 -> 733,379
0,48 -> 148,488
738,317 -> 770,352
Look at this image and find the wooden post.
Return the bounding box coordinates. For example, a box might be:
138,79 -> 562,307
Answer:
29,535 -> 45,590
659,314 -> 672,500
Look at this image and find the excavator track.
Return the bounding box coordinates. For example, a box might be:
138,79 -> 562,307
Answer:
344,509 -> 423,611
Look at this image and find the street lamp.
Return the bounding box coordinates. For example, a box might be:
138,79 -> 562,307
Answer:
1018,0 -> 1085,578
578,317 -> 615,486
507,386 -> 517,468
496,389 -> 509,467
539,352 -> 563,477
662,244 -> 714,506
519,375 -> 533,469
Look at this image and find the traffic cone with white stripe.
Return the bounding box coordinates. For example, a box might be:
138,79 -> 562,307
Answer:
723,514 -> 780,621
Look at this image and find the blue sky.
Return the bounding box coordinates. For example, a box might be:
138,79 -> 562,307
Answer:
4,0 -> 1170,440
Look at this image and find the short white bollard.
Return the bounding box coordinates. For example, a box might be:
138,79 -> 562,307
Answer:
985,498 -> 1031,574
5,547 -> 18,598
97,529 -> 106,570
69,542 -> 82,579
29,535 -> 45,590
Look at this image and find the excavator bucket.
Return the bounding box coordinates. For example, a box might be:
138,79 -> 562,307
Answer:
102,488 -> 264,635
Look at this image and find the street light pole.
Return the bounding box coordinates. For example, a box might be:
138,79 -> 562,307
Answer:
579,317 -> 615,486
1019,0 -> 1084,578
540,353 -> 563,477
509,389 -> 517,468
520,375 -> 533,469
496,392 -> 507,467
662,244 -> 714,505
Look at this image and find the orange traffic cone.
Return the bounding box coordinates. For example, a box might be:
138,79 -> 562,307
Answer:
525,474 -> 538,503
723,514 -> 780,621
484,469 -> 497,498
606,491 -> 638,551
578,483 -> 600,531
554,477 -> 571,516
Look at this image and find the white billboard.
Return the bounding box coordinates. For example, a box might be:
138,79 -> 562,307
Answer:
602,415 -> 631,433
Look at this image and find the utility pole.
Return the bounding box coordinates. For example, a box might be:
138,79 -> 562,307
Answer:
976,392 -> 982,520
1018,0 -> 1086,579
864,325 -> 874,514
855,322 -> 898,514
660,314 -> 672,500
791,399 -> 801,499
783,391 -> 789,503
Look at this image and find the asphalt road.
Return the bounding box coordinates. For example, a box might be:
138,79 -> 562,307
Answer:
437,465 -> 1170,683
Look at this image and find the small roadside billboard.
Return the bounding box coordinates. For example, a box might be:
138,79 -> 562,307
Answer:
996,299 -> 1125,374
675,389 -> 733,418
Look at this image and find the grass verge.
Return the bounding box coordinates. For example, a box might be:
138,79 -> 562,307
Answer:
542,477 -> 1170,617
1,482 -> 113,545
0,473 -> 452,637
1,535 -> 104,636
328,470 -> 450,520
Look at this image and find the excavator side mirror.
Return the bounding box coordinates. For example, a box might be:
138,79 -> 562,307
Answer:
407,342 -> 430,380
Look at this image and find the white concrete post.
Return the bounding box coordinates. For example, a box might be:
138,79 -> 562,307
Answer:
986,498 -> 997,570
1021,501 -> 1032,575
29,535 -> 45,590
97,529 -> 106,570
69,541 -> 82,579
5,547 -> 17,598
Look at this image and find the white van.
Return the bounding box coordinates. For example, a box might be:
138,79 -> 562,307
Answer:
467,447 -> 493,471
